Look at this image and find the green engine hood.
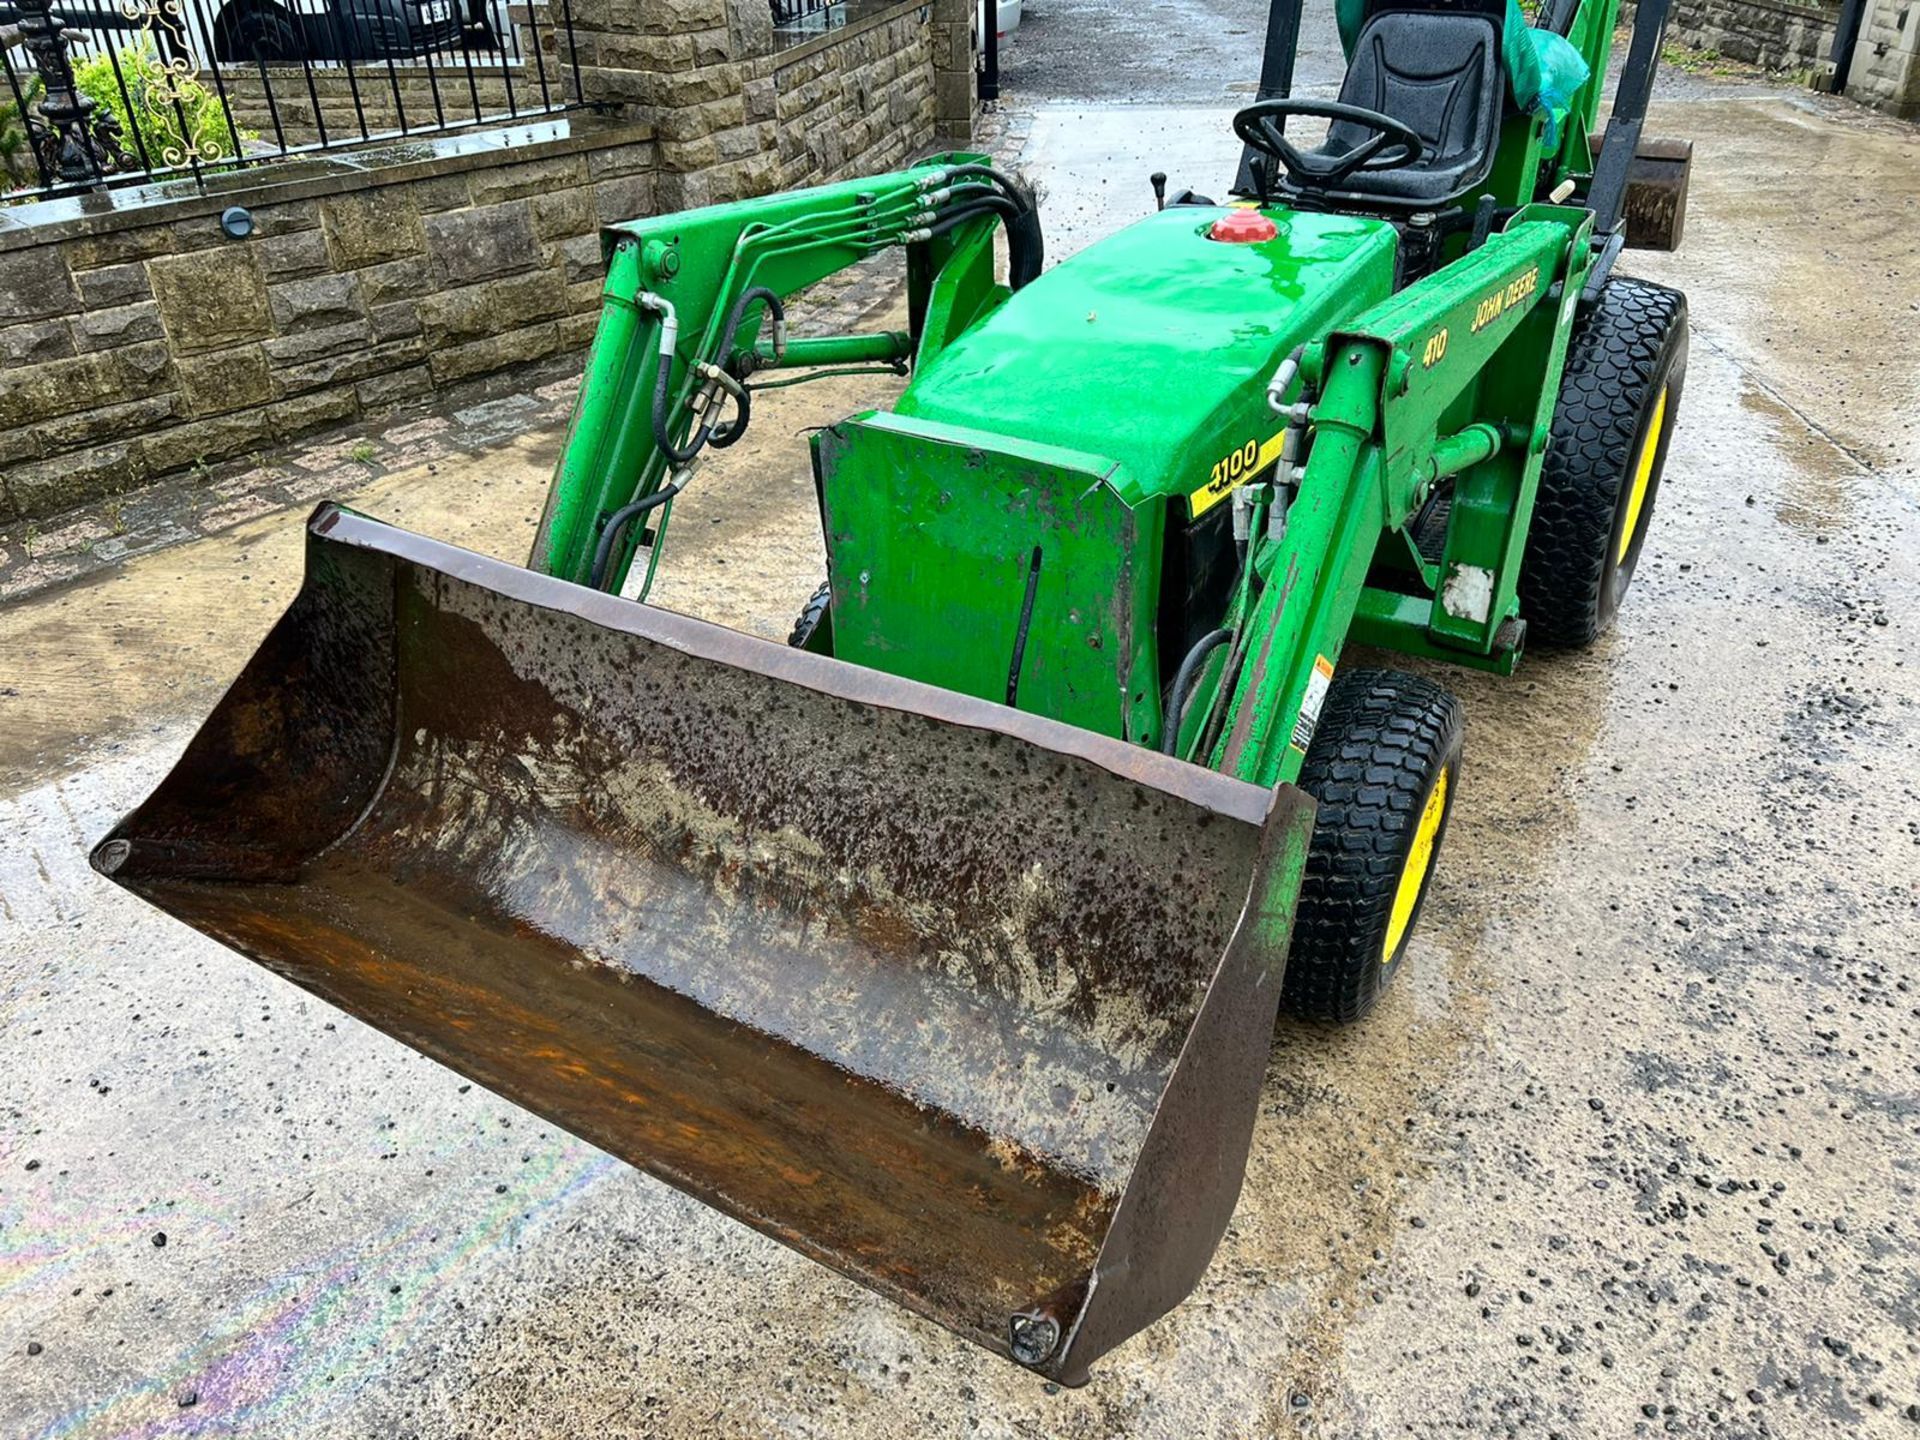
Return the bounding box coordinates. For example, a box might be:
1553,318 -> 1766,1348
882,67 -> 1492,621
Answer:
896,205 -> 1398,508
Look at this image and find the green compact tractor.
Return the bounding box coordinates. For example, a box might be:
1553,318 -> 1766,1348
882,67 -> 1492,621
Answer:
98,0 -> 1690,1384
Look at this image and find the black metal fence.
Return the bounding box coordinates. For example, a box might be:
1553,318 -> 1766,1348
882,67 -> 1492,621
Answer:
768,0 -> 843,34
1,0 -> 583,200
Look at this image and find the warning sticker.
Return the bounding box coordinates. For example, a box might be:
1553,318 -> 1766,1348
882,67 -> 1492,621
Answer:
1290,656 -> 1335,753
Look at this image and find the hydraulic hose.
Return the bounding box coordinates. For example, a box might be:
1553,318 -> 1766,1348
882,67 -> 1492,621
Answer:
942,161 -> 1033,202
721,285 -> 787,363
926,196 -> 1025,243
638,294 -> 710,465
1194,626 -> 1254,763
708,285 -> 785,450
649,346 -> 712,464
643,285 -> 786,464
931,163 -> 1044,289
587,478 -> 686,592
1160,628 -> 1234,757
1004,207 -> 1046,289
931,194 -> 1023,228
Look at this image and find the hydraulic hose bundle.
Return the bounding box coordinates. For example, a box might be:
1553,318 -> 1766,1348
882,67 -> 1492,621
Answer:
909,162 -> 1044,289
1164,348 -> 1317,763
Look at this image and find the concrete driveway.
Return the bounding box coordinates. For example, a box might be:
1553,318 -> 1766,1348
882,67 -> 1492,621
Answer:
5,56 -> 1920,1440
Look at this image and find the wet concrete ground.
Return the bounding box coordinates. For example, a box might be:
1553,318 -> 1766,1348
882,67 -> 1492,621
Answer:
5,65 -> 1920,1440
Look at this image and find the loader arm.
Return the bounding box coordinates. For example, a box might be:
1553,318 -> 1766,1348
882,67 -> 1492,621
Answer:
1181,208 -> 1593,789
533,157 -> 1022,593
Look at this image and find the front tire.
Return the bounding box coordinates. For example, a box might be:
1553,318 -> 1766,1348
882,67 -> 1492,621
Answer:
787,580 -> 831,651
1282,668 -> 1464,1025
1520,275 -> 1688,647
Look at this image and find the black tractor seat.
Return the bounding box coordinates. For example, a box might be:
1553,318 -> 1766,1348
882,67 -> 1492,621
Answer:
1283,1 -> 1507,209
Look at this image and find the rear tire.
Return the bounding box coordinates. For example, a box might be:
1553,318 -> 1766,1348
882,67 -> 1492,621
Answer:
1520,275 -> 1688,647
1282,668 -> 1464,1025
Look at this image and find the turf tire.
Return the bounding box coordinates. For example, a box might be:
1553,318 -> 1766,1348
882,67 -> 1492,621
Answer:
1282,668 -> 1465,1025
1519,275 -> 1688,647
787,580 -> 832,649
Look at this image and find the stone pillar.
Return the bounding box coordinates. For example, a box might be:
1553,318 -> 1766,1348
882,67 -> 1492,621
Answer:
930,0 -> 977,146
1844,0 -> 1920,117
567,0 -> 780,206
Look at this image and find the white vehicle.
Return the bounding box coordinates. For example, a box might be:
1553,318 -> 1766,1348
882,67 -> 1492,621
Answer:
974,0 -> 1021,44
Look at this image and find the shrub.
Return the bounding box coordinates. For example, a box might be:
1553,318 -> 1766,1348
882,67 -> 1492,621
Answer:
73,37 -> 249,169
2,72 -> 45,189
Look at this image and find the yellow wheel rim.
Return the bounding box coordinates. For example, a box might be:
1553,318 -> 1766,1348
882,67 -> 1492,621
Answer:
1616,385 -> 1669,566
1383,765 -> 1449,963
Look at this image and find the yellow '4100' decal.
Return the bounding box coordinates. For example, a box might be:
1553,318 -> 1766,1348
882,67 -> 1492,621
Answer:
1190,431 -> 1288,517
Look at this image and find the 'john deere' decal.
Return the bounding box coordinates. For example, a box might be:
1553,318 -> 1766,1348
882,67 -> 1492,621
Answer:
1471,265 -> 1540,333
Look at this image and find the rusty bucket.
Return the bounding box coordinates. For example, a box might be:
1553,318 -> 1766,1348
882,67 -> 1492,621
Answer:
94,505 -> 1314,1383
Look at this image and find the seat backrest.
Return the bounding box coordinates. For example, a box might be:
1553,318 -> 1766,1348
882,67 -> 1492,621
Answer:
1309,3 -> 1507,206
1329,8 -> 1504,163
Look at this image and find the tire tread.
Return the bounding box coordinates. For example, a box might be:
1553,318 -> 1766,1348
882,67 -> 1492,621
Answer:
1520,276 -> 1687,647
1284,668 -> 1464,1025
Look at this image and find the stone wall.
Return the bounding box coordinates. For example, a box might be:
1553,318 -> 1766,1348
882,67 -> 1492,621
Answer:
0,122 -> 651,521
0,0 -> 966,524
1656,0 -> 1919,114
570,0 -> 972,210
1639,0 -> 1920,115
1665,0 -> 1838,71
765,5 -> 937,188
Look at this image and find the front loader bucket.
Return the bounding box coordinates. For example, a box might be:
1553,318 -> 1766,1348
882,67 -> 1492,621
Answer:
93,506 -> 1315,1383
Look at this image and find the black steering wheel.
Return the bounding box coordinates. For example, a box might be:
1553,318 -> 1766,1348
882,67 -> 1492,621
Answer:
1233,99 -> 1426,190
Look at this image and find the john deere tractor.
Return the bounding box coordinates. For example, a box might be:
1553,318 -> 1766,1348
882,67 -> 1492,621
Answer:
97,0 -> 1691,1384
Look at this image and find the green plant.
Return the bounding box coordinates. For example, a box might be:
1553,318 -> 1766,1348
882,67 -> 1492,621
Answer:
73,37 -> 248,170
1660,41 -> 1722,74
1,72 -> 44,190
22,522 -> 41,559
102,498 -> 127,536
348,440 -> 378,466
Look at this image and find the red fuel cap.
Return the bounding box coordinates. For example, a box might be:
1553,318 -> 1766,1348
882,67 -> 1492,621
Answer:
1208,209 -> 1278,243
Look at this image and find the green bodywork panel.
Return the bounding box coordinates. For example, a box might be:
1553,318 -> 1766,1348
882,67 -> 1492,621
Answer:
894,207 -> 1397,507
811,205 -> 1397,743
818,415 -> 1160,741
